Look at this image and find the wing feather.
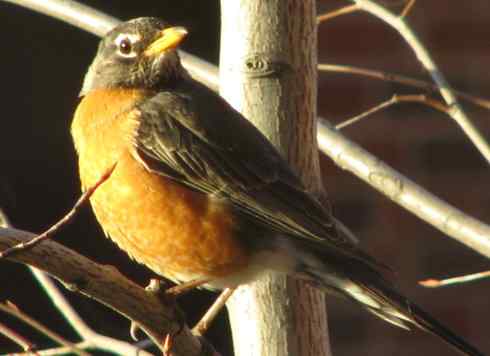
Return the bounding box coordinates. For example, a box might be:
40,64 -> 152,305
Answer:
133,80 -> 381,267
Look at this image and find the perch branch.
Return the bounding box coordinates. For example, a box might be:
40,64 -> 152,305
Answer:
0,209 -> 156,356
0,227 -> 207,356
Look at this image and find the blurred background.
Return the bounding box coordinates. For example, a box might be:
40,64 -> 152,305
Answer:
0,0 -> 488,355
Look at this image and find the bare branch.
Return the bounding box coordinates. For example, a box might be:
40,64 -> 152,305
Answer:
317,4 -> 360,23
318,63 -> 490,110
0,302 -> 88,356
336,94 -> 448,130
30,269 -> 155,356
317,119 -> 490,258
400,0 -> 416,18
420,270 -> 490,288
351,0 -> 490,163
0,320 -> 37,354
12,341 -> 92,356
0,227 -> 207,356
0,207 -> 157,356
2,0 -> 118,36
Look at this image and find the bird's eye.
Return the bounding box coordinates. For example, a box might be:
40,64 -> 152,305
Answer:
119,38 -> 132,55
114,33 -> 140,58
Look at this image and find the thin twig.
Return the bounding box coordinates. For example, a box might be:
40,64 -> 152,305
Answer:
192,288 -> 235,336
0,227 -> 205,356
0,207 -> 155,356
11,341 -> 92,356
0,302 -> 89,356
336,94 -> 448,130
318,63 -> 490,110
0,321 -> 37,353
31,269 -> 156,356
420,270 -> 490,288
0,164 -> 115,259
351,0 -> 490,163
400,0 -> 415,18
317,4 -> 360,23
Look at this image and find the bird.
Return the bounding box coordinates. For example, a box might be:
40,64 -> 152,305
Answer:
71,17 -> 483,356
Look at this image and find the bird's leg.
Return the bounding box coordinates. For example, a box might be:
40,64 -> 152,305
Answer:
165,278 -> 210,299
130,278 -> 195,341
130,279 -> 172,341
192,287 -> 235,336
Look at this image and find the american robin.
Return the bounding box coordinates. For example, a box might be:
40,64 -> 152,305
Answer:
71,17 -> 482,355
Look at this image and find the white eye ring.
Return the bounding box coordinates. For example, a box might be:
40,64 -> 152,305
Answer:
114,33 -> 141,58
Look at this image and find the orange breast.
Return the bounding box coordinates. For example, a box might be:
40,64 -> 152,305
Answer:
71,89 -> 250,283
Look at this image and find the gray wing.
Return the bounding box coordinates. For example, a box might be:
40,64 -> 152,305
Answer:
133,80 -> 378,265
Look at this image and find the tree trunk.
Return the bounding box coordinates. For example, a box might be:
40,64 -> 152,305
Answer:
219,1 -> 332,355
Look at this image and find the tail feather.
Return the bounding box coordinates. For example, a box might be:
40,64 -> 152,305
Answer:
367,283 -> 485,356
299,256 -> 484,356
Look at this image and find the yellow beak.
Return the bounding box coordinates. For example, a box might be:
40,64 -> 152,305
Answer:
144,26 -> 188,57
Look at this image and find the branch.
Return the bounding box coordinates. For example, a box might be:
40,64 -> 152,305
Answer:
0,320 -> 37,354
0,301 -> 87,356
400,0 -> 416,19
317,119 -> 490,258
12,341 -> 93,356
318,63 -> 490,110
420,270 -> 490,288
335,94 -> 448,129
30,268 -> 155,356
0,210 -> 157,356
316,4 -> 360,23
0,227 -> 207,356
192,288 -> 234,336
350,0 -> 490,163
220,1 -> 331,355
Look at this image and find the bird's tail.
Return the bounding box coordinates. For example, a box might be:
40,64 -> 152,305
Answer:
295,249 -> 484,356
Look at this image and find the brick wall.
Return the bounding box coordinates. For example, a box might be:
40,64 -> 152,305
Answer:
317,1 -> 490,355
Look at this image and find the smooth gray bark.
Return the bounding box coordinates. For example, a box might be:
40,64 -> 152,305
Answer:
219,2 -> 332,356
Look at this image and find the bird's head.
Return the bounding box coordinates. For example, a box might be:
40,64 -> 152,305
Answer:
80,17 -> 188,96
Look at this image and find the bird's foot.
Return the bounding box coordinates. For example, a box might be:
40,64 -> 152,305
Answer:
165,278 -> 209,299
129,320 -> 142,341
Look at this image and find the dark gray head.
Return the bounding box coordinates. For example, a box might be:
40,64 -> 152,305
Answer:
80,17 -> 188,96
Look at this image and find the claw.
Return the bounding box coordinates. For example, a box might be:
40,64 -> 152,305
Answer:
130,320 -> 142,341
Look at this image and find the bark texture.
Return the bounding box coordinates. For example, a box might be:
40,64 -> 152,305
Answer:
219,1 -> 332,355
